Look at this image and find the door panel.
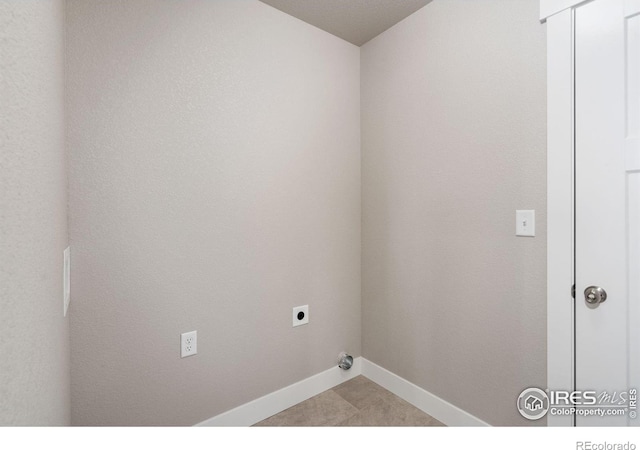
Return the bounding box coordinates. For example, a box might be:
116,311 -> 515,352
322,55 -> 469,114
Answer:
575,0 -> 637,426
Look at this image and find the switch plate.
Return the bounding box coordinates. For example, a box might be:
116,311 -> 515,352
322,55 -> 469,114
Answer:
63,247 -> 70,317
292,305 -> 309,327
516,210 -> 535,237
181,331 -> 197,358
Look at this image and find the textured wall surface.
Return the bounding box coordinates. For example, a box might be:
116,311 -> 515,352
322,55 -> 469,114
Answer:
67,0 -> 361,426
0,0 -> 70,425
361,0 -> 547,426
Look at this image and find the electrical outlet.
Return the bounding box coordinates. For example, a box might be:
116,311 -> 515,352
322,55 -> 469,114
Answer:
181,330 -> 197,358
292,305 -> 309,327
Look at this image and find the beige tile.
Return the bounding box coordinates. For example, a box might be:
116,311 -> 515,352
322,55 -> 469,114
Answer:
253,375 -> 447,427
253,390 -> 359,427
332,375 -> 394,410
427,416 -> 446,426
336,394 -> 440,427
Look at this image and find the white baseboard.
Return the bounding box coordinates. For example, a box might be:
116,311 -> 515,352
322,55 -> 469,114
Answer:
196,357 -> 488,427
361,359 -> 490,427
196,357 -> 362,426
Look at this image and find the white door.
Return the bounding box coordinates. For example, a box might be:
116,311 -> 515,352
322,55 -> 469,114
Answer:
575,0 -> 640,426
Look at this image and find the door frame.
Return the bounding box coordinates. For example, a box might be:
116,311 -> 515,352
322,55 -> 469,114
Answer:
542,0 -> 587,428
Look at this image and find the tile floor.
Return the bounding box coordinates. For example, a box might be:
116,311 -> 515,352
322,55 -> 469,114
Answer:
254,375 -> 445,427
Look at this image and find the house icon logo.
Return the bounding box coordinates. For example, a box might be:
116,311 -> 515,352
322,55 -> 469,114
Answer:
517,388 -> 549,420
525,395 -> 543,411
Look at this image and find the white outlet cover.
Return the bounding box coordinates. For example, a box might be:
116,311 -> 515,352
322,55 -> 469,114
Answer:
181,330 -> 197,358
63,247 -> 70,317
516,210 -> 535,237
292,305 -> 309,327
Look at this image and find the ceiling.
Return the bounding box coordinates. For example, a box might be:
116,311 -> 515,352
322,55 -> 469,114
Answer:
259,0 -> 433,47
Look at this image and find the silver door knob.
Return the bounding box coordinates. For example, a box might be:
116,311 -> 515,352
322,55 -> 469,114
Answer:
584,286 -> 607,308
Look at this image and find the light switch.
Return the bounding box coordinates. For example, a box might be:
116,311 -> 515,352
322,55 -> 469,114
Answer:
516,210 -> 535,237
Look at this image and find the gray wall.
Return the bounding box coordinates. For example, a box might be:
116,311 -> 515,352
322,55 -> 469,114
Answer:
361,0 -> 547,426
66,0 -> 361,426
0,0 -> 70,425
